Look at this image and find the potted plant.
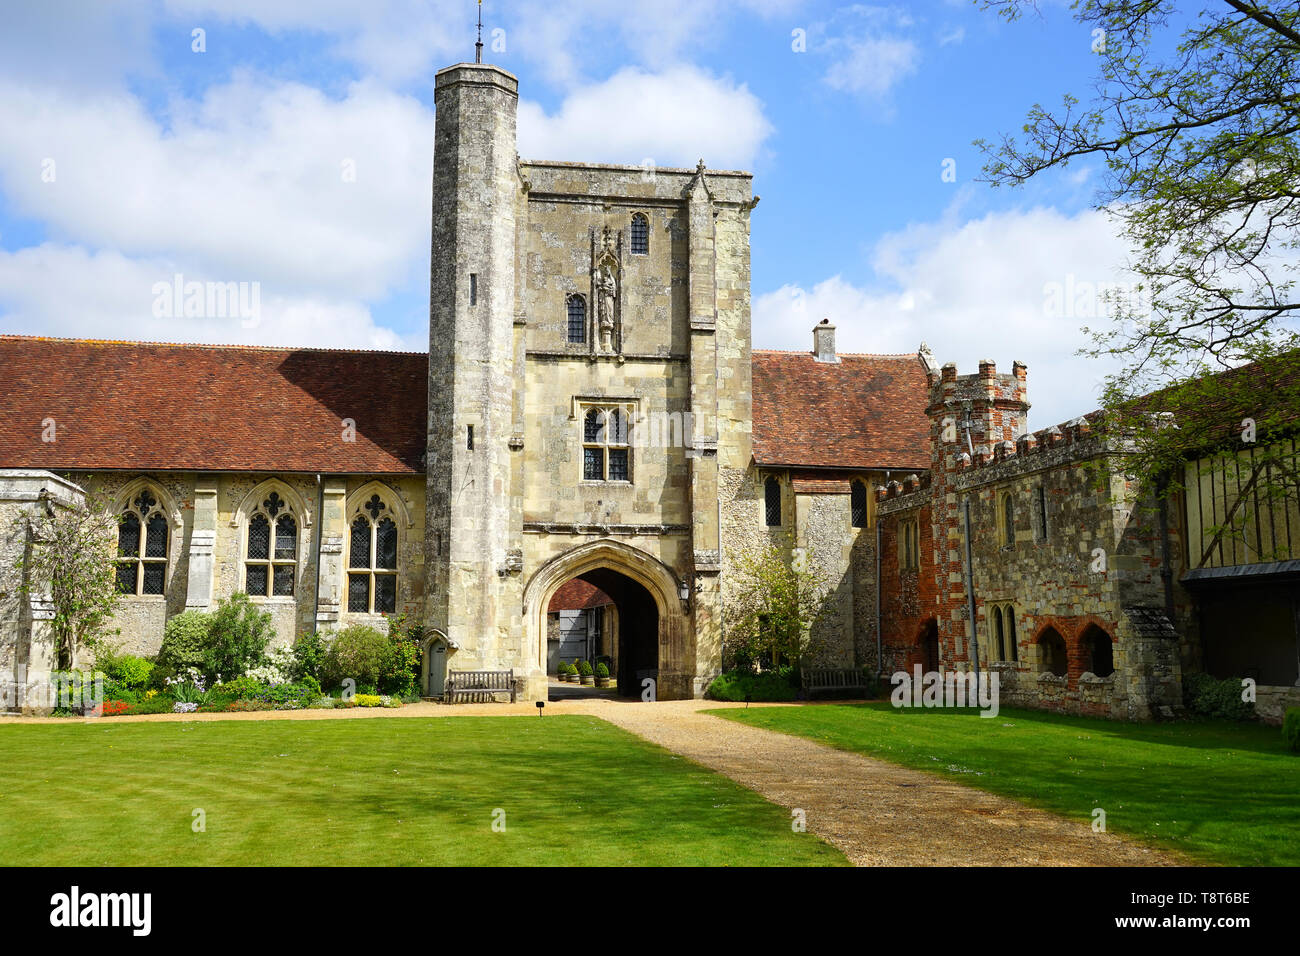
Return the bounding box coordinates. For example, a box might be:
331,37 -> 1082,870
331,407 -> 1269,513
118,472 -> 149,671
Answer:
578,660 -> 594,686
559,661 -> 575,683
594,661 -> 610,688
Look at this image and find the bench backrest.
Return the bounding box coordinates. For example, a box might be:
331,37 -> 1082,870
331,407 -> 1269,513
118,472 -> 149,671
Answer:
801,668 -> 867,689
448,669 -> 514,689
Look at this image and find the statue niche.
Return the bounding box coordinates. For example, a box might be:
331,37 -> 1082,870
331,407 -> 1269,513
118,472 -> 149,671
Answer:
590,225 -> 622,355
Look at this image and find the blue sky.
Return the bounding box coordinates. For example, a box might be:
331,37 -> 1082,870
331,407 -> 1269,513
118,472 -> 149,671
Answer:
0,0 -> 1155,426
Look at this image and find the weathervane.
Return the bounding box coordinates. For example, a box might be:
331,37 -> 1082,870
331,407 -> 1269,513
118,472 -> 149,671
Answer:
475,0 -> 483,64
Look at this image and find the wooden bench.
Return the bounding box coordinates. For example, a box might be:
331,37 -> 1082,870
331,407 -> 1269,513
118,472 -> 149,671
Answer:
801,668 -> 871,699
445,669 -> 517,704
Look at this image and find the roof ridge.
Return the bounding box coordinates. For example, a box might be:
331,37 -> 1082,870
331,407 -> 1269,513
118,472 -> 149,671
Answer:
0,333 -> 425,357
752,347 -> 918,359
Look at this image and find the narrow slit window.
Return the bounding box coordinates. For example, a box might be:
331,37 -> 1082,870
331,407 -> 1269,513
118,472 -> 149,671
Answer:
764,476 -> 782,527
470,273 -> 478,307
850,479 -> 868,528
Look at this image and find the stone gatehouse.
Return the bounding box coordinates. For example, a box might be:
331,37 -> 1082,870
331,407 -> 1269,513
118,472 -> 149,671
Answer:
1,58 -> 1296,719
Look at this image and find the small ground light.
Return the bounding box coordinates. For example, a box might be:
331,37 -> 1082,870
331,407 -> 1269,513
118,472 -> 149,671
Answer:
536,701 -> 545,717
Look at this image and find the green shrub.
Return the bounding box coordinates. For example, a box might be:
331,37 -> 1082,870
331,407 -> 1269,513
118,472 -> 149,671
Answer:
595,662 -> 609,679
210,675 -> 322,711
157,611 -> 212,676
100,653 -> 153,690
324,624 -> 389,689
127,695 -> 177,715
381,619 -> 422,697
578,660 -> 593,677
1183,672 -> 1255,721
100,678 -> 140,704
705,670 -> 797,702
291,630 -> 329,684
1285,708 -> 1300,754
203,593 -> 273,681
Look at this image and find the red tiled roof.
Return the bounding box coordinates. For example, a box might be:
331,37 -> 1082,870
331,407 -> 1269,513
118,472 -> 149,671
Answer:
548,579 -> 614,612
0,336 -> 426,474
751,350 -> 930,471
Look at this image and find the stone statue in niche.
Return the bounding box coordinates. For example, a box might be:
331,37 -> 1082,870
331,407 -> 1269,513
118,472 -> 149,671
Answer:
596,263 -> 617,351
591,225 -> 622,354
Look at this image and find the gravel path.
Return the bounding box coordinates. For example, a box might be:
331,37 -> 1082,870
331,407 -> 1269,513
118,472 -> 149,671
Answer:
586,699 -> 1184,867
2,696 -> 1183,865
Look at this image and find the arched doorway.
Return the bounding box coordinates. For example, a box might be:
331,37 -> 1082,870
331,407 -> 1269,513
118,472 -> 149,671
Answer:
421,631 -> 453,698
918,618 -> 940,673
523,540 -> 690,700
549,568 -> 658,697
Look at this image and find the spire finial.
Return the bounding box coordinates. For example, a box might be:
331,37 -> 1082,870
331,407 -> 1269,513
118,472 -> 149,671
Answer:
475,0 -> 483,64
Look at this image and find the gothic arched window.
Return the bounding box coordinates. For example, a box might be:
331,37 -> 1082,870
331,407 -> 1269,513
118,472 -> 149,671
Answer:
850,479 -> 868,528
348,493 -> 399,614
630,212 -> 649,255
116,488 -> 168,595
245,491 -> 297,597
566,294 -> 587,344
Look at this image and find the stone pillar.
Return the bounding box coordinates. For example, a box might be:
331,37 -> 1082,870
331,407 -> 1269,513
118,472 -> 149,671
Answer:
316,478 -> 347,631
184,482 -> 218,611
427,63 -> 527,690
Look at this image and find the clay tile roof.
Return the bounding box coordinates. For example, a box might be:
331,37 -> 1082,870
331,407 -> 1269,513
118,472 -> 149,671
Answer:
751,350 -> 931,471
0,336 -> 426,474
547,579 -> 614,612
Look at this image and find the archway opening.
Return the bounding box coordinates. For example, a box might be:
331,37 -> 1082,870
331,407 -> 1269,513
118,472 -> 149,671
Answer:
918,618 -> 940,673
547,567 -> 659,699
1036,627 -> 1067,677
1080,624 -> 1115,678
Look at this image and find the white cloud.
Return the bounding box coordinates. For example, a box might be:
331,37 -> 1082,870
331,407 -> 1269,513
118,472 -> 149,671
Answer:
0,243 -> 415,350
754,205 -> 1139,428
0,74 -> 433,299
819,6 -> 919,99
518,66 -> 774,170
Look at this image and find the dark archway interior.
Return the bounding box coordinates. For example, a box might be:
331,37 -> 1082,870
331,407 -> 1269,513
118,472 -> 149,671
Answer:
575,568 -> 659,697
919,618 -> 940,673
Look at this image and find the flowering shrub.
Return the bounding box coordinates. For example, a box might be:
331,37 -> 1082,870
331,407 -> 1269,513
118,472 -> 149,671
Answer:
173,701 -> 198,713
354,694 -> 384,707
245,646 -> 296,686
101,700 -> 132,717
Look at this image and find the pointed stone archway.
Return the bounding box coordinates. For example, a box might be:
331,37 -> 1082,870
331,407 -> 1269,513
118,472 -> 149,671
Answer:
523,540 -> 692,700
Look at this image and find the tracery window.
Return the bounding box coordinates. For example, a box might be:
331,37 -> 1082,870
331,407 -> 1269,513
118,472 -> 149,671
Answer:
582,405 -> 630,482
116,488 -> 168,595
348,493 -> 399,614
567,294 -> 587,344
245,490 -> 297,597
630,213 -> 649,255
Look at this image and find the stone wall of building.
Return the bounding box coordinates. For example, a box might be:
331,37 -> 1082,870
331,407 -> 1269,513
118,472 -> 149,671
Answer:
66,472 -> 426,658
877,360 -> 1187,720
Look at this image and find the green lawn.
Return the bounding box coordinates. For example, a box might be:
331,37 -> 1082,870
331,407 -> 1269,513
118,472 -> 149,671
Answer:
712,703 -> 1300,866
0,714 -> 845,866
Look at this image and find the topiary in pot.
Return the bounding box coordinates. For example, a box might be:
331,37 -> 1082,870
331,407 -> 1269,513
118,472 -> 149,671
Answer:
594,661 -> 610,688
578,659 -> 594,685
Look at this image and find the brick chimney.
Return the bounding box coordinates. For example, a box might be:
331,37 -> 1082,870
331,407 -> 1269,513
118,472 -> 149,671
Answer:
812,318 -> 838,363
